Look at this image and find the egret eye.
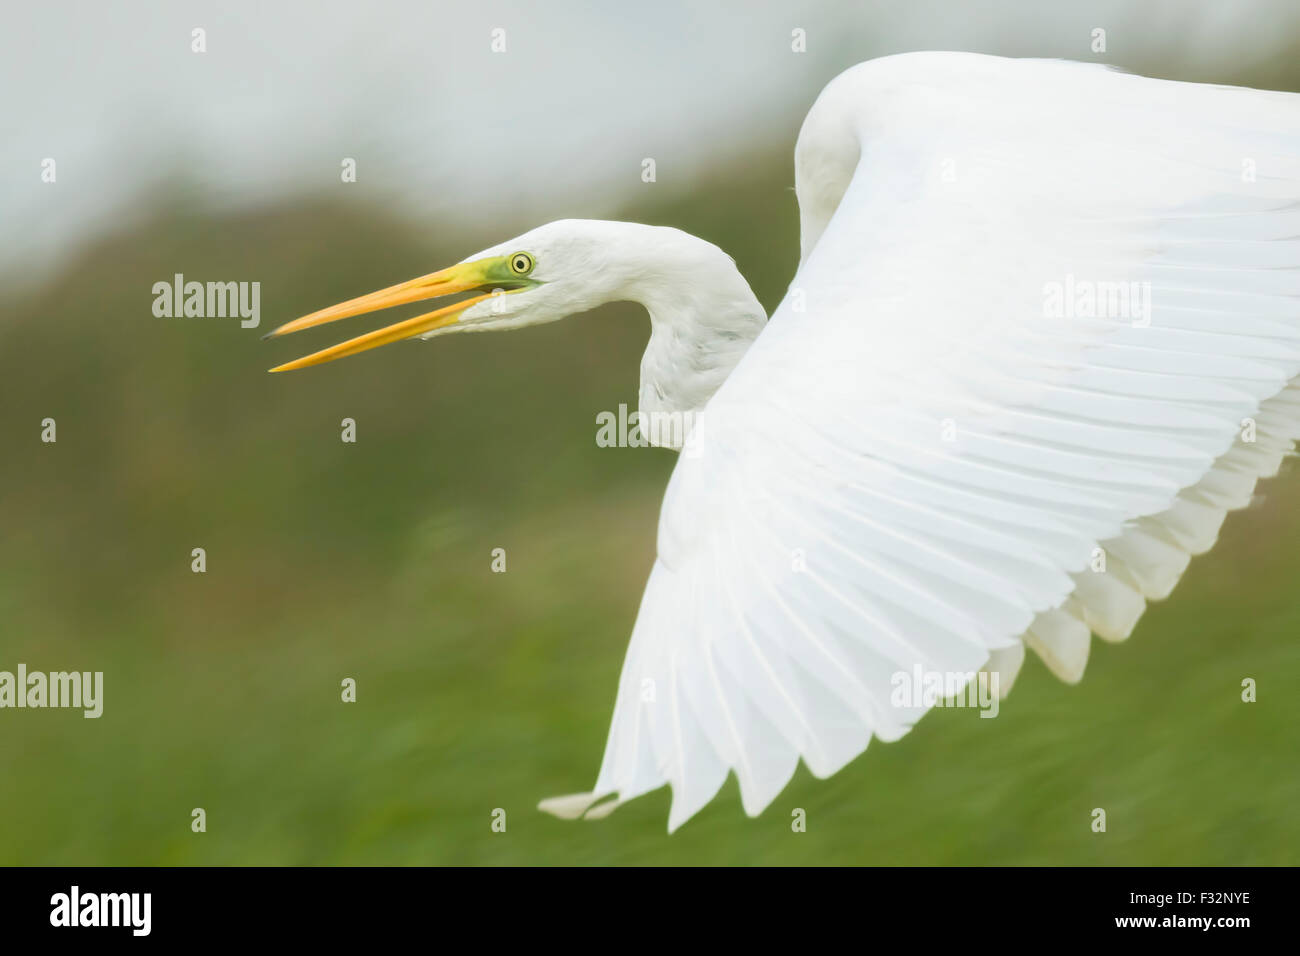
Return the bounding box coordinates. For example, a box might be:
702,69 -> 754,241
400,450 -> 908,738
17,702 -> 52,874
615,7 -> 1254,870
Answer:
509,252 -> 535,275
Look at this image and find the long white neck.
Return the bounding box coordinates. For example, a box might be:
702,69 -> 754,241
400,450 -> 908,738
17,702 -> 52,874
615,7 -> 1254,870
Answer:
472,220 -> 768,449
599,225 -> 767,448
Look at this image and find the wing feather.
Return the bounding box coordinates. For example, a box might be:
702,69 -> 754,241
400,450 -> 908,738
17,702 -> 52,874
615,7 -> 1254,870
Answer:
548,53 -> 1300,830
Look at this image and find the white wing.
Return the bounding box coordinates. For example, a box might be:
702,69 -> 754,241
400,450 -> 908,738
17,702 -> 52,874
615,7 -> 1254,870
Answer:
543,53 -> 1300,831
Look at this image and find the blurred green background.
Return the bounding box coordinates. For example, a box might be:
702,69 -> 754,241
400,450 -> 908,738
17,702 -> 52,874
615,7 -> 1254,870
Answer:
2,5 -> 1300,865
4,160 -> 1299,866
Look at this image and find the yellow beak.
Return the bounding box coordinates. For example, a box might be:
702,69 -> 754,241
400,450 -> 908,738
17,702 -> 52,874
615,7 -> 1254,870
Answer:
265,259 -> 507,373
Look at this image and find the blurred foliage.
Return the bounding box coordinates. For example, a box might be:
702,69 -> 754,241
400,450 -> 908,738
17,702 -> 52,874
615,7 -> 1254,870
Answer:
2,98 -> 1299,865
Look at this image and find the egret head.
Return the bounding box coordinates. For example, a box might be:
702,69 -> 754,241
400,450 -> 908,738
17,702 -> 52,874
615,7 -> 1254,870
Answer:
266,220 -> 649,372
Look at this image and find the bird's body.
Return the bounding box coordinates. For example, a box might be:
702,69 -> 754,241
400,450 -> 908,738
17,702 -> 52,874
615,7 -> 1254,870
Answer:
269,52 -> 1300,832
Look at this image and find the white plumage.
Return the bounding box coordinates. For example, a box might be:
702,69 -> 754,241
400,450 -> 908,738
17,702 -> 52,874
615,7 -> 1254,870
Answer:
537,53 -> 1300,830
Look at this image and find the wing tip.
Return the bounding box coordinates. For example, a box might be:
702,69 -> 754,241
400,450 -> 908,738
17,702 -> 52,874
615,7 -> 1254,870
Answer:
537,791 -> 614,820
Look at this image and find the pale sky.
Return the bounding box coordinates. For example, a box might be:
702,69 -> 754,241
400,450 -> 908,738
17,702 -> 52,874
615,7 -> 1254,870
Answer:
3,0 -> 1297,283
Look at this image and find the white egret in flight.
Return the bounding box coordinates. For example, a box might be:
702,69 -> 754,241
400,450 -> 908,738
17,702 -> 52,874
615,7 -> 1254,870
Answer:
268,53 -> 1300,832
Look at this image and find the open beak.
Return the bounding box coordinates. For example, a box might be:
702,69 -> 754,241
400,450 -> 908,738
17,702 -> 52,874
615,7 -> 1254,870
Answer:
265,258 -> 509,372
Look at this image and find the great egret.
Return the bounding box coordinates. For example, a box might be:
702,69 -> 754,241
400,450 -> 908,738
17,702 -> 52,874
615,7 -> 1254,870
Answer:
268,52 -> 1300,832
